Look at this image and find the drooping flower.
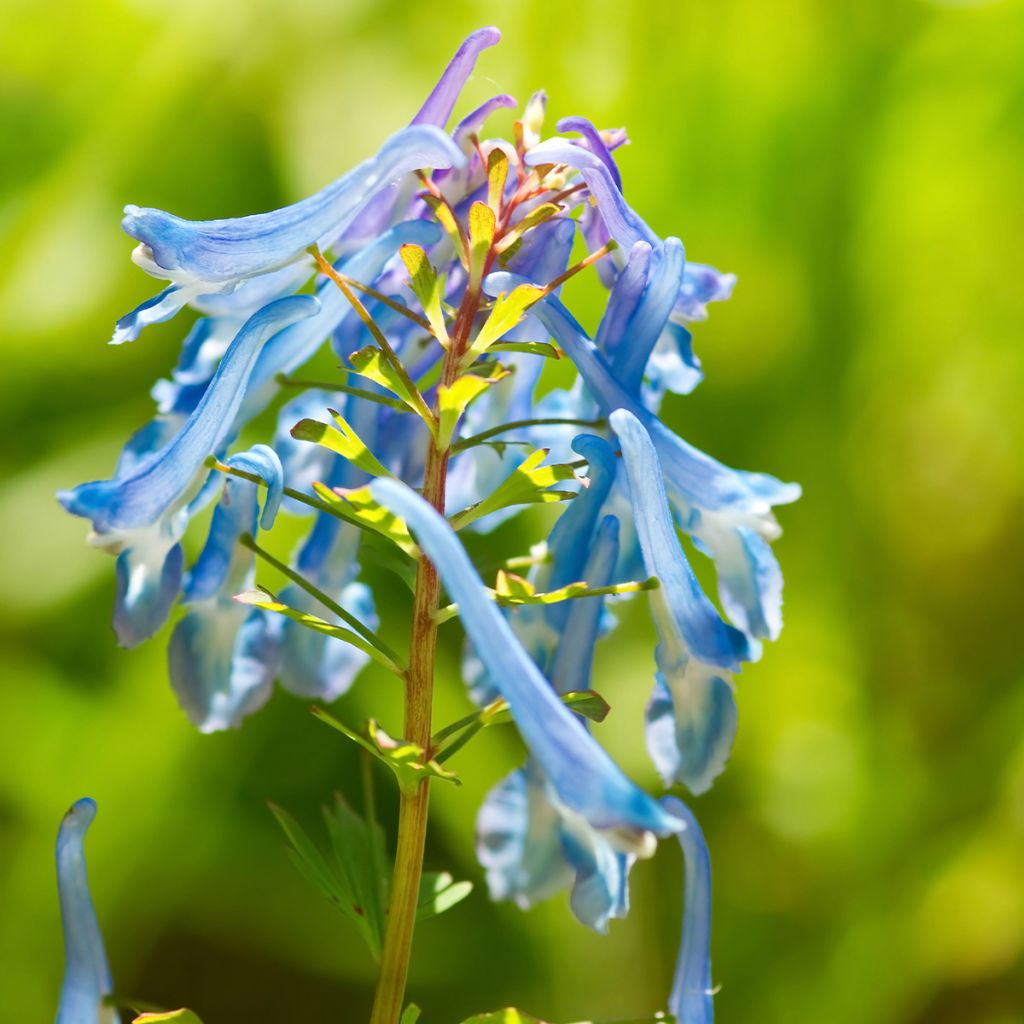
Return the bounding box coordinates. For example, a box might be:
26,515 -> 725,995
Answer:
58,295 -> 319,646
663,796 -> 714,1024
168,445 -> 284,732
55,798 -> 116,1024
611,409 -> 751,793
112,127 -> 463,344
371,476 -> 682,845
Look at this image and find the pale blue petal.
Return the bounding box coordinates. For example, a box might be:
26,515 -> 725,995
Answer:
278,581 -> 375,701
111,284 -> 187,345
371,477 -> 681,839
663,796 -> 714,1024
560,818 -> 631,934
55,798 -> 116,1024
476,765 -> 573,909
112,540 -> 183,648
168,601 -> 280,732
644,320 -> 703,399
646,668 -> 738,794
122,126 -> 462,294
411,28 -> 501,128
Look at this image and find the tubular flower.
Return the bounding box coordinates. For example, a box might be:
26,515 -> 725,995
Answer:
168,445 -> 284,732
59,295 -> 318,647
55,799 -> 115,1024
371,476 -> 682,845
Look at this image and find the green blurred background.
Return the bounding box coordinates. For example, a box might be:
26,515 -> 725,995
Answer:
2,0 -> 1023,1020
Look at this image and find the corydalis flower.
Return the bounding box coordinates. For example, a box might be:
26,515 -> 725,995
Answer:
55,799 -> 115,1024
371,477 -> 681,845
58,295 -> 318,647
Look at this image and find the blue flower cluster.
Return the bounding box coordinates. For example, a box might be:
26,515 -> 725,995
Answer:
57,27 -> 797,1023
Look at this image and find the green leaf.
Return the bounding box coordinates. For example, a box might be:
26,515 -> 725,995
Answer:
235,589 -> 402,676
132,1012 -> 205,1024
349,345 -> 433,422
400,1006 -> 422,1024
436,367 -> 509,450
487,147 -> 509,213
312,482 -> 419,558
269,798 -> 389,960
449,449 -> 577,531
487,340 -> 560,359
469,200 -> 497,285
321,793 -> 389,960
492,571 -> 661,607
416,870 -> 474,921
312,708 -> 461,795
291,412 -> 392,477
400,244 -> 449,347
458,1012 -> 677,1024
432,690 -> 610,763
463,284 -> 544,365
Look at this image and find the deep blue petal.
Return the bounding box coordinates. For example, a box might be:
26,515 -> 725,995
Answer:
611,409 -> 753,671
55,798 -> 116,1024
371,478 -> 680,839
594,241 -> 652,358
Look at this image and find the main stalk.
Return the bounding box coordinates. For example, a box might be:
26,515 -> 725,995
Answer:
368,275 -> 482,1024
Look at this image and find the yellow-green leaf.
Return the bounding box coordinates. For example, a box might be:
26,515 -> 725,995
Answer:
495,202 -> 561,256
313,482 -> 418,557
449,449 -> 577,530
487,147 -> 509,213
133,1012 -> 204,1024
399,244 -> 449,347
436,369 -> 509,450
349,345 -> 432,422
464,284 -> 545,364
468,201 -> 496,285
291,412 -> 391,477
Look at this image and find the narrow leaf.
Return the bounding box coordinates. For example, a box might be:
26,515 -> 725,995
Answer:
464,284 -> 544,364
400,244 -> 449,347
468,201 -> 497,285
291,413 -> 391,477
349,345 -> 433,423
487,148 -> 509,213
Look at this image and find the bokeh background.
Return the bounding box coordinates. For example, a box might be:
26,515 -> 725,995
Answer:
2,0 -> 1023,1020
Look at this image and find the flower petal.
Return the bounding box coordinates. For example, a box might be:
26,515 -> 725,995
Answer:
411,28 -> 501,128
555,115 -> 623,191
59,295 -> 317,536
55,798 -> 116,1024
371,477 -> 680,840
121,126 -> 462,296
663,796 -> 714,1024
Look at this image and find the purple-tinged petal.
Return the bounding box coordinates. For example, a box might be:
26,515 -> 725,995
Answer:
594,241 -> 652,358
663,796 -> 714,1024
411,28 -> 501,128
556,115 -> 623,190
55,798 -> 116,1024
453,94 -> 518,147
525,139 -> 657,250
371,477 -> 681,841
675,262 -> 736,322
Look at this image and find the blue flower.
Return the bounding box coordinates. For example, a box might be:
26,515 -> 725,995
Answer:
55,798 -> 116,1024
487,274 -> 799,646
662,796 -> 714,1024
371,476 -> 681,844
411,27 -> 502,128
58,295 -> 318,646
612,409 -> 752,793
113,126 -> 463,343
168,445 -> 284,732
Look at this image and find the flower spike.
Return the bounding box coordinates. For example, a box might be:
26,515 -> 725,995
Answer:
55,798 -> 116,1024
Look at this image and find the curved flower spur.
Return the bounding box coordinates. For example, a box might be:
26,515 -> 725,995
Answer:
57,25 -> 798,1024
